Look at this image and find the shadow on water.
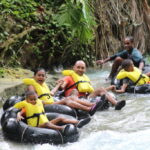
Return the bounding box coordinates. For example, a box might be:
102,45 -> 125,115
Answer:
0,65 -> 150,150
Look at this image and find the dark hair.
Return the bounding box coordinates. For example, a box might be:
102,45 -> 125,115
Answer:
25,91 -> 37,98
121,59 -> 133,70
33,68 -> 46,76
125,36 -> 134,43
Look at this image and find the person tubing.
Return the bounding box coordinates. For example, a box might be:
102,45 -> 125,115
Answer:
62,70 -> 94,93
116,67 -> 150,85
23,78 -> 54,104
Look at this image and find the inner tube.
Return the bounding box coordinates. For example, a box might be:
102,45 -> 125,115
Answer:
44,104 -> 77,118
125,84 -> 150,93
3,95 -> 24,111
1,107 -> 79,144
1,96 -> 93,144
111,78 -> 150,93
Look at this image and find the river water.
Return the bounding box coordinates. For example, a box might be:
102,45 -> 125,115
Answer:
0,65 -> 150,150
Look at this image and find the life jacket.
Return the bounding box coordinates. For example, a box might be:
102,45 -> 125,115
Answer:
14,99 -> 49,127
116,67 -> 150,85
62,70 -> 94,93
23,78 -> 54,104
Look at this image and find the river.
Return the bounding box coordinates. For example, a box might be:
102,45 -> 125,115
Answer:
0,65 -> 150,150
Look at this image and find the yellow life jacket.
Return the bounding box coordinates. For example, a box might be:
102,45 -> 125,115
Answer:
14,99 -> 49,127
23,78 -> 54,104
62,70 -> 94,93
116,67 -> 150,85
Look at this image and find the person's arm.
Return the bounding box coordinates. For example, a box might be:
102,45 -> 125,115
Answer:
14,101 -> 25,121
96,50 -> 126,65
50,80 -> 64,96
114,83 -> 128,93
59,77 -> 68,90
96,57 -> 111,65
17,111 -> 24,121
105,85 -> 116,91
139,61 -> 144,71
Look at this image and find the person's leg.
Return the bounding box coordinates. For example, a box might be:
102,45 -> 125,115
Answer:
65,100 -> 91,111
91,87 -> 126,110
50,117 -> 78,124
74,98 -> 95,107
39,117 -> 78,129
109,57 -> 123,78
89,87 -> 117,105
55,96 -> 105,114
56,97 -> 92,111
56,116 -> 91,128
38,120 -> 64,130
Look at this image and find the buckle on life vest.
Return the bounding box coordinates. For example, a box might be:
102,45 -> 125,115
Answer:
26,112 -> 45,126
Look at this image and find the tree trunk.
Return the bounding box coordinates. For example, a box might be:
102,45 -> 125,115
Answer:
94,0 -> 150,59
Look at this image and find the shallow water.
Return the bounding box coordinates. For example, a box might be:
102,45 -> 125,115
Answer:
1,65 -> 150,150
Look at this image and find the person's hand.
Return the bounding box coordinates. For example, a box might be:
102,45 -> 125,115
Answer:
50,91 -> 55,96
111,85 -> 116,92
17,113 -> 24,121
96,60 -> 104,65
56,79 -> 64,85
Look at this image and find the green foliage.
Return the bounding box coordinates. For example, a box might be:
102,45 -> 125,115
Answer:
0,0 -> 96,68
0,68 -> 5,77
55,0 -> 96,43
0,0 -> 37,20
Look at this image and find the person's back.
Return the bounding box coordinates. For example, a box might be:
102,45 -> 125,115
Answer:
117,59 -> 149,86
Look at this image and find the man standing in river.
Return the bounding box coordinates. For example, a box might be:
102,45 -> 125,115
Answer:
96,36 -> 144,79
61,60 -> 126,110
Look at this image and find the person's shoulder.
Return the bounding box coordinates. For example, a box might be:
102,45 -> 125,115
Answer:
64,76 -> 73,80
118,69 -> 125,74
133,48 -> 140,51
83,73 -> 90,79
18,100 -> 26,104
134,66 -> 140,71
14,100 -> 26,107
132,48 -> 142,55
37,99 -> 43,103
23,78 -> 36,85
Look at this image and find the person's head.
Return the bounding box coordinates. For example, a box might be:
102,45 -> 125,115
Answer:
25,91 -> 38,105
121,59 -> 134,71
73,60 -> 86,76
33,68 -> 46,84
124,36 -> 134,51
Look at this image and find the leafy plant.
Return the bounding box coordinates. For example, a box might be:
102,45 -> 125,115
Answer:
0,68 -> 5,77
0,0 -> 96,68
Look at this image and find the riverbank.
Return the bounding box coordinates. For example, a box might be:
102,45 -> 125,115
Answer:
0,68 -> 33,103
0,68 -> 61,103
